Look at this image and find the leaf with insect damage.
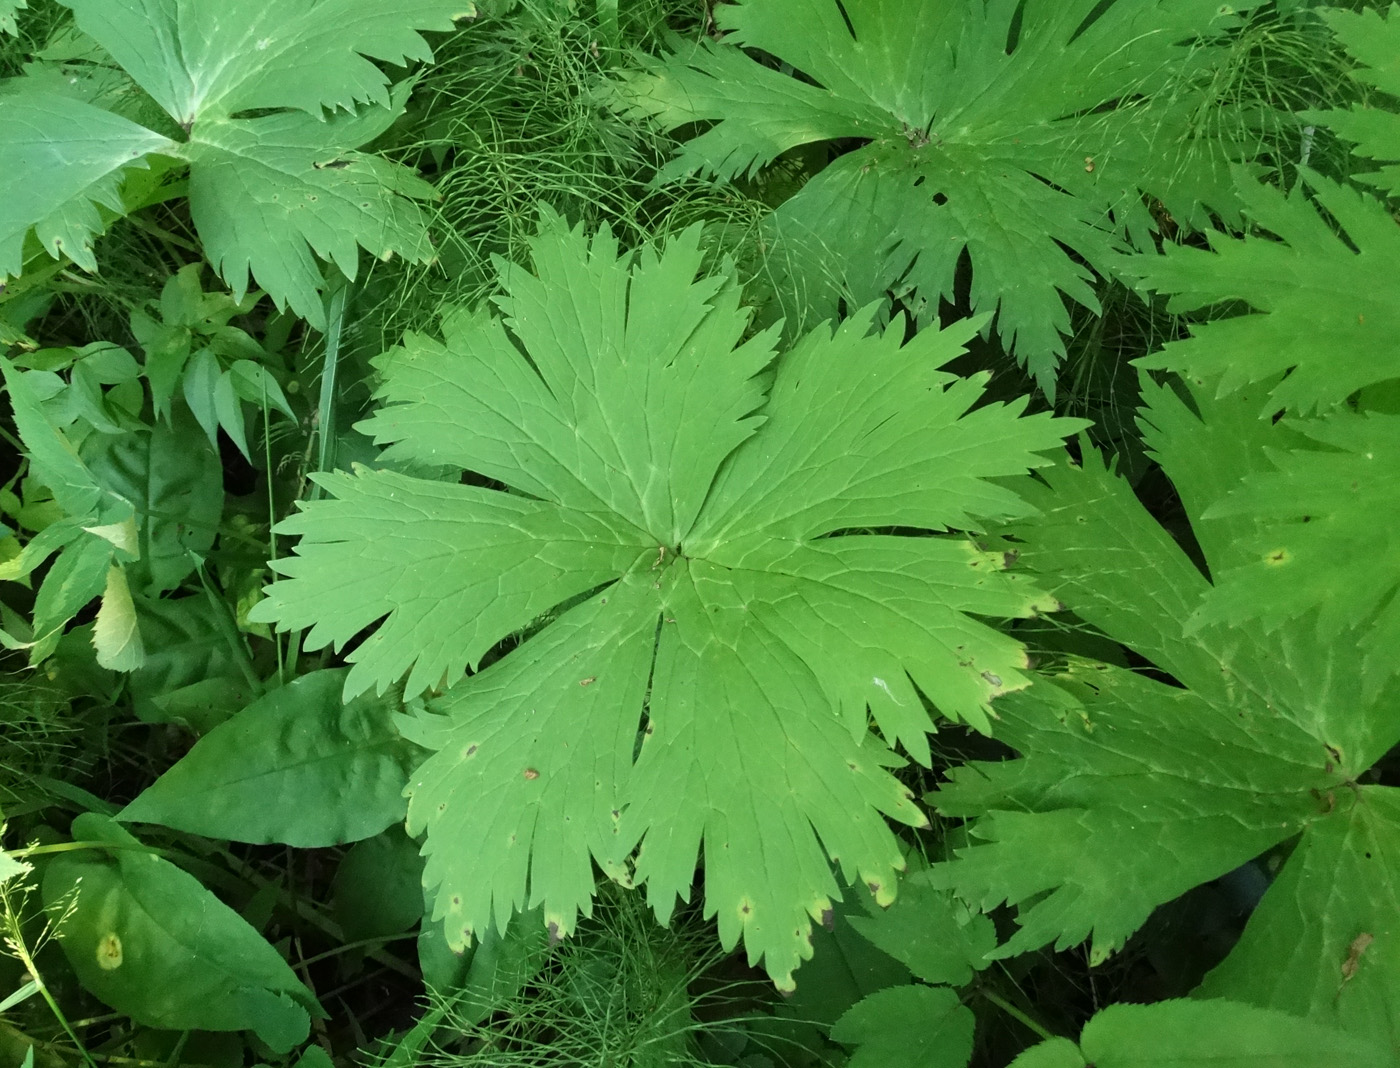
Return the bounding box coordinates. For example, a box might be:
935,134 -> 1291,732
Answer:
612,0 -> 1259,393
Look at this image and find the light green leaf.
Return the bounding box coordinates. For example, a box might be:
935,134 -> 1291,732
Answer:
831,985 -> 974,1068
1007,1039 -> 1085,1068
228,360 -> 296,421
181,347 -> 221,449
1,359 -> 108,520
1010,999 -> 1393,1068
17,2 -> 463,323
120,669 -> 419,846
259,212 -> 1081,988
1306,6 -> 1400,196
1132,169 -> 1400,414
92,565 -> 144,671
212,367 -> 247,459
0,92 -> 175,278
0,1 -> 26,36
184,100 -> 437,327
43,814 -> 323,1051
615,0 -> 1251,389
30,535 -> 113,664
1195,411 -> 1400,678
0,826 -> 30,887
59,0 -> 471,125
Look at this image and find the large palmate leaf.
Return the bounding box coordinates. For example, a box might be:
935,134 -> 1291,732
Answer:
59,0 -> 472,125
252,212 -> 1082,987
1126,23 -> 1400,672
930,379 -> 1400,1049
1,1 -> 470,325
615,0 -> 1253,390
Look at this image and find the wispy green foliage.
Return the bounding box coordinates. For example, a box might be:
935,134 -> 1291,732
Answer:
253,210 -> 1080,987
615,0 -> 1260,391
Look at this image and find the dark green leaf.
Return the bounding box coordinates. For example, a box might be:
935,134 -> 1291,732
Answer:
42,814 -> 322,1051
119,669 -> 420,846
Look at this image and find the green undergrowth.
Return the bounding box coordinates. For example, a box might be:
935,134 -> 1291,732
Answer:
1,1 -> 1398,1066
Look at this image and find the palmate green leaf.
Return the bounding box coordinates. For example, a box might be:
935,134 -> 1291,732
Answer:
1008,999 -> 1393,1068
1131,168 -> 1400,414
0,93 -> 174,277
254,212 -> 1080,987
184,89 -> 438,327
4,2 -> 469,323
1194,411 -> 1400,683
614,0 -> 1251,390
59,0 -> 470,125
120,669 -> 420,847
931,382 -> 1400,1045
43,815 -> 323,1052
1306,5 -> 1400,197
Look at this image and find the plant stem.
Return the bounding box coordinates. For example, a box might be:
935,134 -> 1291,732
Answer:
978,988 -> 1058,1043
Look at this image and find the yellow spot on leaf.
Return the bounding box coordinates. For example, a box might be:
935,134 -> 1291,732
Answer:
96,932 -> 122,971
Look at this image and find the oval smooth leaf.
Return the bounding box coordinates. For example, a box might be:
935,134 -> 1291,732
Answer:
119,668 -> 420,846
42,814 -> 321,1052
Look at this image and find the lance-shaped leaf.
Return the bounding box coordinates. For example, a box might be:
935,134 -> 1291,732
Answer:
253,212 -> 1081,987
930,380 -> 1400,1047
614,0 -> 1252,390
43,815 -> 323,1052
120,669 -> 421,846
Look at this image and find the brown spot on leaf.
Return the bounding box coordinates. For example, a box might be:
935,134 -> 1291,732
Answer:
524,768 -> 539,780
579,676 -> 596,686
